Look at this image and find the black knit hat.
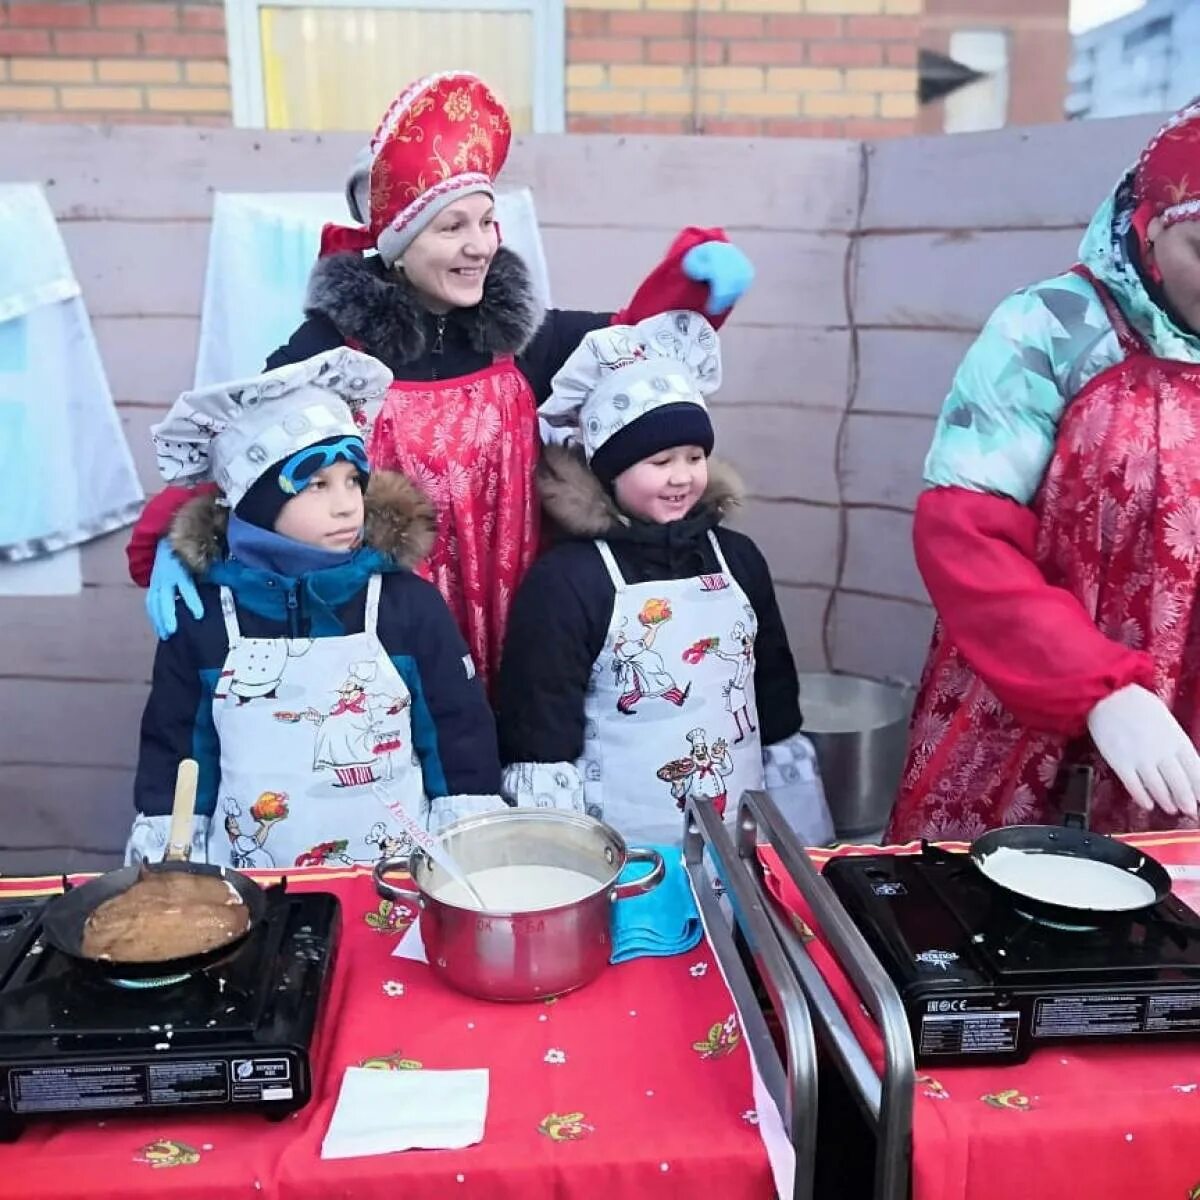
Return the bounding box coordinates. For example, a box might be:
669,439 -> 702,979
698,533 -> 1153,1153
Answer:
588,401 -> 714,486
235,434 -> 369,530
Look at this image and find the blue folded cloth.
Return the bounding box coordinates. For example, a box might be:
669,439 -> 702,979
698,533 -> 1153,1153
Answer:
609,844 -> 704,964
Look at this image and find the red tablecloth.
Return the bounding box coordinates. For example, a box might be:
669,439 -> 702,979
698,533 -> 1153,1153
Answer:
0,868 -> 772,1200
759,833 -> 1200,1200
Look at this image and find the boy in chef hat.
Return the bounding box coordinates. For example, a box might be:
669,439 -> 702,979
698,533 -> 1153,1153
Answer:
495,312 -> 833,848
129,347 -> 505,868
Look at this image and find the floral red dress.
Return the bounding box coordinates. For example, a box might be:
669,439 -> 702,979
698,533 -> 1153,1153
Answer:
889,267 -> 1200,840
368,356 -> 538,692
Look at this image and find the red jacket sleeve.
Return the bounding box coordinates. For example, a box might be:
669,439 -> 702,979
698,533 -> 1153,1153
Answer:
126,484 -> 218,587
613,226 -> 734,331
914,486 -> 1154,736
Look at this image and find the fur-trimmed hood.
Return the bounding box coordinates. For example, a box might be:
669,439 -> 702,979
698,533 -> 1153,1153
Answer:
169,470 -> 437,576
537,443 -> 744,540
304,246 -> 544,366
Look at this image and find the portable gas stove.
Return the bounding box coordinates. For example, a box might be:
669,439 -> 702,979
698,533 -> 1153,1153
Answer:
824,846 -> 1200,1065
0,882 -> 340,1141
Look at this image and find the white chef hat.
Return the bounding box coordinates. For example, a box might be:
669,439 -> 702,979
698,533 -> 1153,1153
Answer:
539,310 -> 721,485
152,348 -> 392,510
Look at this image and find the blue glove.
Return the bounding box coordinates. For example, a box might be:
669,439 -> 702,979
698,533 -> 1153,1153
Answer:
146,539 -> 204,640
681,241 -> 755,316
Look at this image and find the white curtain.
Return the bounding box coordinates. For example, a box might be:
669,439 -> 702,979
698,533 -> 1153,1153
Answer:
0,185 -> 143,565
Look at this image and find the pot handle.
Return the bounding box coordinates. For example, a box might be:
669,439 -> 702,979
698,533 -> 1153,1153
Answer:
373,854 -> 420,902
611,846 -> 667,901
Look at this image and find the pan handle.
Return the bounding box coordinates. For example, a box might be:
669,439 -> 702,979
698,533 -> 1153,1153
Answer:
165,758 -> 199,863
1058,762 -> 1093,830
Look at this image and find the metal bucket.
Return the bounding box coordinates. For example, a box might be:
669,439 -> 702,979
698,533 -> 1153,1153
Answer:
797,673 -> 914,838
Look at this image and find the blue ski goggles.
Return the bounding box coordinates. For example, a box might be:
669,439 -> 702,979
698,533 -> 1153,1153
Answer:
277,435 -> 369,495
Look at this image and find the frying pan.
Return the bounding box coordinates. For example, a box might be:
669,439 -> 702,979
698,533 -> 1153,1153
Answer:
969,824 -> 1172,917
40,760 -> 269,979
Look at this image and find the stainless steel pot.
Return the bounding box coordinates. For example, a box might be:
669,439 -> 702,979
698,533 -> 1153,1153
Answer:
373,809 -> 665,1002
797,673 -> 915,838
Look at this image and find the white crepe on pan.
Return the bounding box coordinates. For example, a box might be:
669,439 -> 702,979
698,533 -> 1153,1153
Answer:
977,846 -> 1157,911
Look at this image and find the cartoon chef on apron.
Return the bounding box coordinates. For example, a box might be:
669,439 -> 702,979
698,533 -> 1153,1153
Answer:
667,727 -> 735,817
216,631 -> 313,703
306,660 -> 411,787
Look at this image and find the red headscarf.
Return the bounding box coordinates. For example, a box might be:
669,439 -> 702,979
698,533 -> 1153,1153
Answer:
1132,96 -> 1200,282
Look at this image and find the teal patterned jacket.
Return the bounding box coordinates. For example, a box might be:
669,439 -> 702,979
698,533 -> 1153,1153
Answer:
925,173 -> 1200,504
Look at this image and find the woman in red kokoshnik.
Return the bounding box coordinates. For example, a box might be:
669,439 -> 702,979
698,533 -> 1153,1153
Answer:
890,99 -> 1200,841
130,71 -> 754,691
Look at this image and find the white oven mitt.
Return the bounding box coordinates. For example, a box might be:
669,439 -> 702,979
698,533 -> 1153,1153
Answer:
321,1067 -> 489,1160
1087,684 -> 1200,819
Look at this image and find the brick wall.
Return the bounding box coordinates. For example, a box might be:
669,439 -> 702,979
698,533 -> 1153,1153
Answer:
0,0 -> 920,138
0,1 -> 231,124
565,1 -> 922,139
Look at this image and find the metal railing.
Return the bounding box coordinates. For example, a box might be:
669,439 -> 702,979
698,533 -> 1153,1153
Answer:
731,790 -> 915,1200
683,795 -> 819,1200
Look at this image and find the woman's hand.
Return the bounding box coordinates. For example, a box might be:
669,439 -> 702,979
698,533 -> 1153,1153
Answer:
146,539 -> 204,639
1087,684 -> 1200,818
682,241 -> 755,316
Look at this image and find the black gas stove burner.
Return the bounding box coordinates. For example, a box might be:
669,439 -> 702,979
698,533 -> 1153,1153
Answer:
0,886 -> 340,1141
824,848 -> 1200,1065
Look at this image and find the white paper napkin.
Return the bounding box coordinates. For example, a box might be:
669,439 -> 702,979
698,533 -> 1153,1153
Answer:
321,1067 -> 489,1160
392,920 -> 429,963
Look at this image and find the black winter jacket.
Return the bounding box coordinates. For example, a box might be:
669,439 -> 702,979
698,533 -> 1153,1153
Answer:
496,447 -> 803,767
136,473 -> 500,821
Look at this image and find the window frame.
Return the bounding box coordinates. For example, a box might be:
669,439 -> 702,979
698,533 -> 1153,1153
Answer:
1122,15 -> 1173,54
942,27 -> 1010,135
224,0 -> 565,133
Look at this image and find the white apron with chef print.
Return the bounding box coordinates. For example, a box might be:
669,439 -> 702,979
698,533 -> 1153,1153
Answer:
209,575 -> 427,869
578,532 -> 764,846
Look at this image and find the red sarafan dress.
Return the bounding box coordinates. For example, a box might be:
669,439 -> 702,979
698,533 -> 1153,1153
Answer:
890,267 -> 1200,840
367,357 -> 538,691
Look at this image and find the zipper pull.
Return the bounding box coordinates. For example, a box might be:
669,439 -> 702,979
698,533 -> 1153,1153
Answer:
286,588 -> 299,636
433,316 -> 446,356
